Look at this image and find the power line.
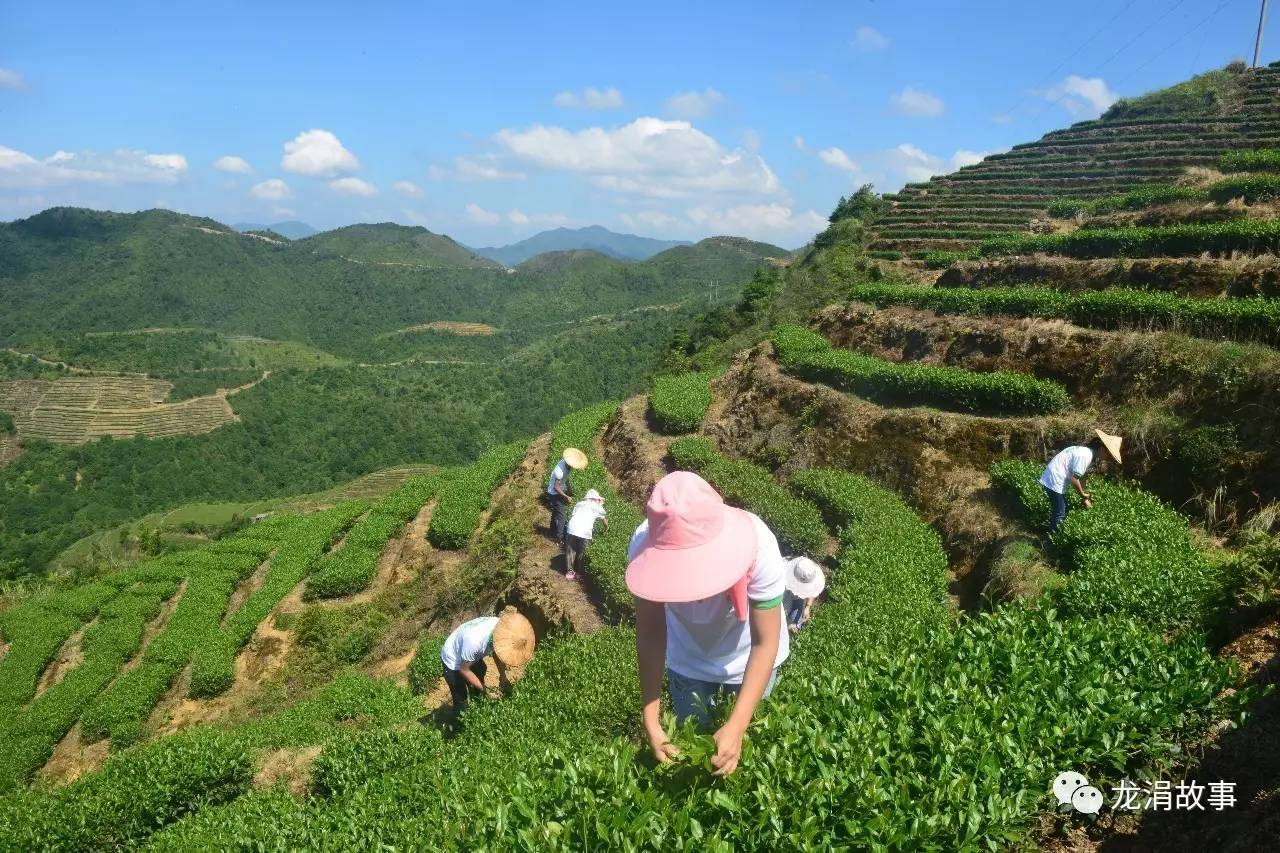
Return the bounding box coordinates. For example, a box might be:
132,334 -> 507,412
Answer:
1113,0 -> 1240,89
995,0 -> 1142,120
1254,0 -> 1271,66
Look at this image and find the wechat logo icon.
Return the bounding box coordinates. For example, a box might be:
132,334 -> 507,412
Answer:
1053,770 -> 1104,815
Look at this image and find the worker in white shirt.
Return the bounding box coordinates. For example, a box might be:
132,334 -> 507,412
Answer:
1039,429 -> 1123,532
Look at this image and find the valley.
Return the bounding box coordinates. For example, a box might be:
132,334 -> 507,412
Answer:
1,57 -> 1279,851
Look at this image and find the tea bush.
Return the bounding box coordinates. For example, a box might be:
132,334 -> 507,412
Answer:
669,437 -> 827,556
306,476 -> 440,600
547,403 -> 644,615
188,505 -> 367,698
1048,185 -> 1208,218
848,283 -> 1280,346
1207,173 -> 1280,203
990,460 -> 1225,632
0,584 -> 173,791
0,729 -> 254,850
1219,147 -> 1280,172
143,461 -> 1245,851
428,442 -> 526,550
979,219 -> 1280,258
649,371 -> 716,434
772,324 -> 1070,415
406,632 -> 448,694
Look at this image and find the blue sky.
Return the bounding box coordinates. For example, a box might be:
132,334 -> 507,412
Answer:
1,0 -> 1274,247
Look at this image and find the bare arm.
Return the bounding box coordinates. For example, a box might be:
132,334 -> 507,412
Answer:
1071,475 -> 1093,507
712,604 -> 781,776
635,597 -> 678,762
459,660 -> 485,691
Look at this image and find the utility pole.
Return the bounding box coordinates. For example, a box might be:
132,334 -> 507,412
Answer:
1255,0 -> 1270,68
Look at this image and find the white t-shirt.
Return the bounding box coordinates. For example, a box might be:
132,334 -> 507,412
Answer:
546,460 -> 569,496
1039,446 -> 1093,494
567,500 -> 606,540
628,512 -> 790,684
440,616 -> 498,671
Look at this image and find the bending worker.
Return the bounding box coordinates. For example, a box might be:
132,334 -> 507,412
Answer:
440,606 -> 536,713
545,447 -> 588,550
1040,428 -> 1123,532
626,471 -> 790,777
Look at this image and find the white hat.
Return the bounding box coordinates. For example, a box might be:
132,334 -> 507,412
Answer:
785,557 -> 826,598
583,489 -> 604,502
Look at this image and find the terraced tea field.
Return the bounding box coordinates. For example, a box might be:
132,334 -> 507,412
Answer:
868,64 -> 1280,259
0,375 -> 244,446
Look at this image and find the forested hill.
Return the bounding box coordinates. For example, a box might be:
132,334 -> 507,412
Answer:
0,208 -> 785,355
298,222 -> 503,269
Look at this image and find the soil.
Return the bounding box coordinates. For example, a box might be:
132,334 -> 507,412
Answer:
36,724 -> 110,787
602,395 -> 675,505
223,558 -> 273,625
497,433 -> 607,636
34,620 -> 92,698
254,745 -> 323,795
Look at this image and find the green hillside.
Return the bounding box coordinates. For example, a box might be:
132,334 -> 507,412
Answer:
0,210 -> 784,576
299,222 -> 502,269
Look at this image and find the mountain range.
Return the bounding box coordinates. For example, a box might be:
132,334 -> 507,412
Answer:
473,225 -> 690,266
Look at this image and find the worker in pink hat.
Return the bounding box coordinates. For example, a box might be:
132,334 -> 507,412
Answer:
626,470 -> 790,777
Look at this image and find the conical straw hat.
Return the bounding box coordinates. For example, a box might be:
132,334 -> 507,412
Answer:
562,447 -> 588,470
1095,429 -> 1123,464
492,606 -> 536,667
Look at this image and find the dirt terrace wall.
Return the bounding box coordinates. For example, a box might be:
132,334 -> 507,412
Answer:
706,346 -> 1093,599
937,255 -> 1280,298
811,302 -> 1280,519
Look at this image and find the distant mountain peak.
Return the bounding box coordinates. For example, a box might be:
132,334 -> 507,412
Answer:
474,225 -> 691,267
233,220 -> 318,240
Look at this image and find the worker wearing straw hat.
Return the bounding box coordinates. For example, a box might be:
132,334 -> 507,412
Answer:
545,447 -> 588,550
1039,429 -> 1123,532
783,556 -> 825,634
440,606 -> 536,713
627,471 -> 790,777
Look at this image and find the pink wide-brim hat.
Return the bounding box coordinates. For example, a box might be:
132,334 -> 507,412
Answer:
626,471 -> 757,606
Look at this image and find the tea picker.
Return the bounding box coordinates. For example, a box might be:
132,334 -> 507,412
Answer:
545,447 -> 588,550
440,606 -> 536,713
1039,429 -> 1123,532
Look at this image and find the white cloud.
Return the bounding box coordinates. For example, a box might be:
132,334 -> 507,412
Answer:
664,88 -> 726,119
951,149 -> 1003,169
991,114 -> 1012,125
250,178 -> 292,200
402,208 -> 430,226
428,155 -> 527,182
329,176 -> 377,196
818,146 -> 859,174
0,146 -> 188,188
1037,75 -> 1118,118
272,206 -> 295,218
281,129 -> 359,176
392,180 -> 423,197
213,155 -> 252,174
620,210 -> 680,231
552,86 -> 624,110
0,67 -> 28,89
793,135 -> 806,151
465,202 -> 501,224
741,129 -> 761,153
494,116 -> 780,199
687,203 -> 825,244
892,87 -> 945,118
852,26 -> 889,52
507,209 -> 570,227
